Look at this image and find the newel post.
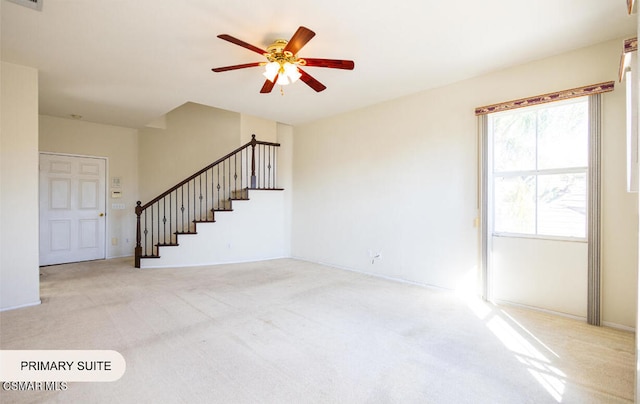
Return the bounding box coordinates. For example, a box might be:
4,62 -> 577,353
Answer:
250,134 -> 257,188
135,201 -> 142,268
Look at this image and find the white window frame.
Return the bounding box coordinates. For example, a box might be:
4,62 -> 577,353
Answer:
488,97 -> 589,242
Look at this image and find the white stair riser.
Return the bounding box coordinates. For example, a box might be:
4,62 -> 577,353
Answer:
140,190 -> 286,268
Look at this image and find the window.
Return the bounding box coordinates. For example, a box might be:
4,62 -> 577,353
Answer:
489,97 -> 588,239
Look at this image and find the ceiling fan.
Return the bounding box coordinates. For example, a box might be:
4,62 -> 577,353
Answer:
212,26 -> 355,94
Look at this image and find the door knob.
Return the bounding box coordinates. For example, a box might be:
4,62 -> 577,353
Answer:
99,213 -> 104,217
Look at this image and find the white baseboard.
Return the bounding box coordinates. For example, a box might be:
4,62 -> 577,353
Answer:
493,298 -> 635,332
140,255 -> 290,269
492,298 -> 586,321
602,321 -> 635,332
106,254 -> 134,259
0,300 -> 41,312
290,256 -> 450,292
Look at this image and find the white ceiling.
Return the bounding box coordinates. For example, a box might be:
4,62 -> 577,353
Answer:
1,0 -> 636,129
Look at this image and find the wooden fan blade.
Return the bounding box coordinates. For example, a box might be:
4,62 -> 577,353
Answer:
298,68 -> 326,92
260,76 -> 277,93
303,58 -> 355,70
217,34 -> 267,55
212,62 -> 262,73
283,26 -> 315,55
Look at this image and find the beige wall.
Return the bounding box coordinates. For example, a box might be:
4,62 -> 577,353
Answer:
277,123 -> 294,257
630,17 -> 640,403
241,114 -> 277,144
292,38 -> 638,328
138,102 -> 241,202
600,71 -> 638,327
39,116 -> 139,258
1,62 -> 40,310
493,237 -> 588,317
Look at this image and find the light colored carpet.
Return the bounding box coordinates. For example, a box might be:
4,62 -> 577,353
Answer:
0,258 -> 634,403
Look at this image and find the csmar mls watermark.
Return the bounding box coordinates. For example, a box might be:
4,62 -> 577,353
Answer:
0,350 -> 126,391
2,381 -> 68,391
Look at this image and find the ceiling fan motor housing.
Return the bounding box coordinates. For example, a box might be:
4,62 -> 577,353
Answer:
264,40 -> 305,66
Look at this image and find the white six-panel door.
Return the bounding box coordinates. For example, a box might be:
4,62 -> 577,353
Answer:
39,154 -> 106,266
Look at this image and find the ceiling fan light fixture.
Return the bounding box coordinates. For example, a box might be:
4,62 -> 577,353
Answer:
283,62 -> 302,83
265,61 -> 301,85
276,73 -> 290,86
263,61 -> 280,82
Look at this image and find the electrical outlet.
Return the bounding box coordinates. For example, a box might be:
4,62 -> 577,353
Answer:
111,238 -> 118,246
369,249 -> 382,264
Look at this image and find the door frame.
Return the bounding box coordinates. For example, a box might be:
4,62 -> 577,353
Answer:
39,152 -> 109,264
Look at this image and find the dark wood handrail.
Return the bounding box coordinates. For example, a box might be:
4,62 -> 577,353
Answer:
135,134 -> 281,267
139,135 -> 279,210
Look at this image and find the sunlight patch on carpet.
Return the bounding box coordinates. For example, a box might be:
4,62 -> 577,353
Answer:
486,310 -> 566,402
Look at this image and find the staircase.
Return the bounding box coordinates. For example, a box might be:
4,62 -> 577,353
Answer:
134,135 -> 283,268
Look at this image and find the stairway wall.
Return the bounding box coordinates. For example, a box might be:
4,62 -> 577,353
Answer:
140,190 -> 287,268
138,102 -> 241,202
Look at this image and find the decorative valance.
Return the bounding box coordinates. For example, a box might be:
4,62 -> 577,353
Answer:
474,81 -> 615,116
620,37 -> 637,82
624,37 -> 638,53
